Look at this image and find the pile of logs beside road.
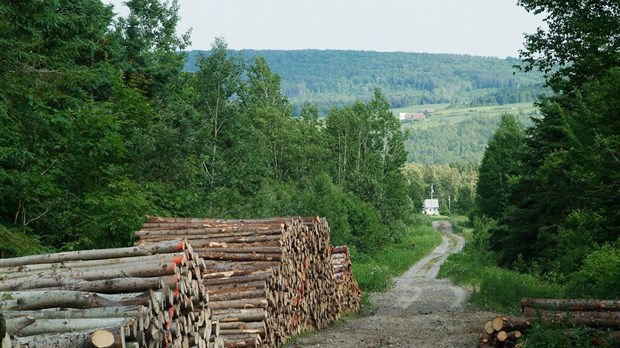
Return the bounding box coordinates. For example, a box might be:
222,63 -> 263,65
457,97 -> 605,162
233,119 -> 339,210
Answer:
0,240 -> 220,348
136,216 -> 359,347
480,298 -> 620,347
331,246 -> 361,314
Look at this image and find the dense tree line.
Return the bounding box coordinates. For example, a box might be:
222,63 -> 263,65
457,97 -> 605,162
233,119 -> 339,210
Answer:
0,1 -> 413,257
475,0 -> 620,297
403,163 -> 477,216
185,50 -> 544,113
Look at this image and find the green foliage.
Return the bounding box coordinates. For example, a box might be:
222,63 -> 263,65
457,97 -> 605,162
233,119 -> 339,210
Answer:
469,267 -> 563,314
517,0 -> 620,91
439,217 -> 563,314
402,103 -> 537,165
0,225 -> 48,258
523,321 -> 618,348
0,0 -> 418,259
488,0 -> 620,286
402,163 -> 478,215
353,218 -> 442,292
474,114 -> 525,220
185,50 -> 544,113
566,244 -> 620,299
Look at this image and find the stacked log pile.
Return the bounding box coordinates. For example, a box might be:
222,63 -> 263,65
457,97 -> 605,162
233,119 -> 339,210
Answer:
480,315 -> 529,347
0,240 -> 220,348
479,298 -> 620,347
331,246 -> 361,314
135,216 -> 342,347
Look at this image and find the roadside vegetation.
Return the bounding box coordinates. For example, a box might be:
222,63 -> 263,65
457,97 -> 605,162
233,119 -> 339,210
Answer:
439,217 -> 564,314
352,215 -> 442,293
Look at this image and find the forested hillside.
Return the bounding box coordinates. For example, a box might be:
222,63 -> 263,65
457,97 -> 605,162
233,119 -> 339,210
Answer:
185,50 -> 544,113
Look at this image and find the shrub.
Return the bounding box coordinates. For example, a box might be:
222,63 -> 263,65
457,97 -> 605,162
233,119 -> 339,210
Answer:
566,243 -> 620,299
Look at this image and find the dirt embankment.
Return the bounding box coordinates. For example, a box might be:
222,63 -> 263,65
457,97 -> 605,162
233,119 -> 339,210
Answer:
290,221 -> 496,348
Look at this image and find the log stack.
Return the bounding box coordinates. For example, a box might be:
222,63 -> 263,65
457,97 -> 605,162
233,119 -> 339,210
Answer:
0,240 -> 220,348
135,216 -> 342,347
480,315 -> 529,347
331,246 -> 361,314
479,298 -> 620,347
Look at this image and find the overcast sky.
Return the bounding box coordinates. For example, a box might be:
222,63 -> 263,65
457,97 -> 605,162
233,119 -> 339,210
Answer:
105,0 -> 544,58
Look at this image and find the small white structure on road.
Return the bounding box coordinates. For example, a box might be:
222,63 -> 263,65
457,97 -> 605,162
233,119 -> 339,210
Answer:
423,199 -> 439,216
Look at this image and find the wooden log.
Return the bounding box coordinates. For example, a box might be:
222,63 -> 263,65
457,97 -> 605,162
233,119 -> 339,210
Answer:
521,298 -> 620,312
6,315 -> 37,335
3,306 -> 145,320
0,261 -> 179,282
484,321 -> 495,334
210,309 -> 266,322
207,299 -> 268,310
522,308 -> 620,329
508,331 -> 522,340
205,273 -> 271,286
136,228 -> 283,238
208,289 -> 266,302
0,290 -> 154,310
12,326 -> 125,348
203,270 -> 272,280
488,316 -> 533,332
0,275 -> 179,293
0,240 -> 186,267
492,316 -> 505,331
0,253 -> 188,276
9,318 -> 131,337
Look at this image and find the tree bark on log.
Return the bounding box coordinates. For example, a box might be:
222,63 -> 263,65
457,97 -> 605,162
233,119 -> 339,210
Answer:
12,326 -> 125,348
521,298 -> 620,312
0,240 -> 186,268
3,306 -> 145,320
9,318 -> 132,337
522,308 -> 620,329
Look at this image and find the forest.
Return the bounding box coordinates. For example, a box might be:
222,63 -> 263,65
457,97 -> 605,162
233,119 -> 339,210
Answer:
185,49 -> 545,113
0,0 -> 427,259
463,0 -> 620,299
1,0 -> 618,307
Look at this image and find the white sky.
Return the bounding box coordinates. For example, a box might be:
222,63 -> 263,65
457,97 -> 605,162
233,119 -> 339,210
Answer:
104,0 -> 544,58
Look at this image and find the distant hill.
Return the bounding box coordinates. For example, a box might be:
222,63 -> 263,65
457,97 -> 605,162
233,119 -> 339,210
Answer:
184,49 -> 544,113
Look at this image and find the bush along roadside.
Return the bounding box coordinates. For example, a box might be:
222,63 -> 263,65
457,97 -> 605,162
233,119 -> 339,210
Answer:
352,215 -> 442,294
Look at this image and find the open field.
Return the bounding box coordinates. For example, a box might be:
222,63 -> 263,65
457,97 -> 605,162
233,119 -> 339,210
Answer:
394,102 -> 540,130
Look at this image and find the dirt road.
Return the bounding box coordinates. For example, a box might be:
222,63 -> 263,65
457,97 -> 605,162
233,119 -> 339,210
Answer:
290,221 -> 495,348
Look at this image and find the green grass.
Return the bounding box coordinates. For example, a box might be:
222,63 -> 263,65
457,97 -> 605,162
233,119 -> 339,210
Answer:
438,222 -> 564,314
351,216 -> 442,293
393,102 -> 539,130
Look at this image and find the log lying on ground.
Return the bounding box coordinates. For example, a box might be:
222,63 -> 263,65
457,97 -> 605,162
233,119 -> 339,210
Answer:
331,245 -> 361,314
480,299 -> 620,347
521,298 -> 620,312
136,216 -> 346,348
522,308 -> 620,329
1,239 -> 220,348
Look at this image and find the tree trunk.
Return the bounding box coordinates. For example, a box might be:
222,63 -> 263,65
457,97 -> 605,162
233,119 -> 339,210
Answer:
12,327 -> 125,348
521,298 -> 620,312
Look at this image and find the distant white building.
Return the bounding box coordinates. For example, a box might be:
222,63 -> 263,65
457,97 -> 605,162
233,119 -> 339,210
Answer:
423,199 -> 439,216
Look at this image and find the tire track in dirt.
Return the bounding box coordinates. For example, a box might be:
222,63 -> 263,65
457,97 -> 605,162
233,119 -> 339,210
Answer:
290,221 -> 496,348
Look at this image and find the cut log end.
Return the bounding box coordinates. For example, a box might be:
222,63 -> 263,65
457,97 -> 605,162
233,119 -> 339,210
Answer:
90,329 -> 115,348
484,321 -> 495,334
492,316 -> 505,331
